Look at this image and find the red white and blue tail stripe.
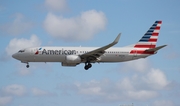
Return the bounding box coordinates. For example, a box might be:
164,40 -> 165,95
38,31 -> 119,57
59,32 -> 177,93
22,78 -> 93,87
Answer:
134,21 -> 162,48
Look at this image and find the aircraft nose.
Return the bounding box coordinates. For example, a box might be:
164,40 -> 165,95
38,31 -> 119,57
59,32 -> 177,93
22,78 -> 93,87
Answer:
12,53 -> 18,59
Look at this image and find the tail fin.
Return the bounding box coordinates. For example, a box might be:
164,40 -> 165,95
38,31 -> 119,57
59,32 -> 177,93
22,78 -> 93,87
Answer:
134,21 -> 162,48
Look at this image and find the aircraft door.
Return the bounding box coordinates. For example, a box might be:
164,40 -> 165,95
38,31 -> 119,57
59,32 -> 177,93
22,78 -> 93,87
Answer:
32,48 -> 38,61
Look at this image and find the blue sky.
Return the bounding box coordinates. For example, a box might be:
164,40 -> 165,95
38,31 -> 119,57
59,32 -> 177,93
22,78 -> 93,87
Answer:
0,0 -> 180,106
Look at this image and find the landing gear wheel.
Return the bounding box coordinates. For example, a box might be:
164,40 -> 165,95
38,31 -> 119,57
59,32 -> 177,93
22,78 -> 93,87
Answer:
26,64 -> 29,68
84,63 -> 92,70
88,63 -> 92,68
84,65 -> 89,70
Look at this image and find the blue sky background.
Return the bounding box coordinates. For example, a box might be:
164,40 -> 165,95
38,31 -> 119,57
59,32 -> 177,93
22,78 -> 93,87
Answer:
0,0 -> 180,106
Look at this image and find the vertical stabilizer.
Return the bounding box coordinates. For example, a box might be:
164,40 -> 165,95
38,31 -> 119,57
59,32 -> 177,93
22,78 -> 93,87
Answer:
134,21 -> 162,48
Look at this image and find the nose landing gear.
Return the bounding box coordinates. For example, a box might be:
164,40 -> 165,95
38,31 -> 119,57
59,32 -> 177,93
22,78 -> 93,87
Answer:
26,63 -> 29,68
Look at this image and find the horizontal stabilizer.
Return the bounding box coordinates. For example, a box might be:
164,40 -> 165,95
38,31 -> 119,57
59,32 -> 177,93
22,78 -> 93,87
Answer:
145,45 -> 167,52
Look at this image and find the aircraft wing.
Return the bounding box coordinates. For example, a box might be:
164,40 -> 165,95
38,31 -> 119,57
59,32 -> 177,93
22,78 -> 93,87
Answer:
80,33 -> 121,62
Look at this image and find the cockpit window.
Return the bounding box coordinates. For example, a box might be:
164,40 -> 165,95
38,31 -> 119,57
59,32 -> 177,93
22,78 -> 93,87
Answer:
18,49 -> 25,53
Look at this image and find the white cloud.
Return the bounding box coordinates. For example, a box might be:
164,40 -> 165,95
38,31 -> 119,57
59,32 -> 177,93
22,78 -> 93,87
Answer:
5,34 -> 41,56
63,78 -> 159,102
121,59 -> 150,72
153,100 -> 174,106
2,84 -> 26,96
120,59 -> 169,90
0,13 -> 33,35
44,10 -> 107,41
127,90 -> 158,100
116,78 -> 134,90
57,67 -> 170,102
0,96 -> 12,106
143,68 -> 169,90
32,88 -> 56,97
75,80 -> 105,96
45,0 -> 68,12
55,56 -> 170,103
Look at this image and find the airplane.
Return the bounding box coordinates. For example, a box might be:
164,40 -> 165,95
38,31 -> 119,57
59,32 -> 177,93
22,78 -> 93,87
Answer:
12,21 -> 166,70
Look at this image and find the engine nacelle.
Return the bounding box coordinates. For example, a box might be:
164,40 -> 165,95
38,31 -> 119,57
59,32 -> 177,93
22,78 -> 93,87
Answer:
65,55 -> 81,63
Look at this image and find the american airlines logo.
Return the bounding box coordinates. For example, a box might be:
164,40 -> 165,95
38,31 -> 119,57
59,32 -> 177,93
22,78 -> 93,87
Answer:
35,48 -> 76,55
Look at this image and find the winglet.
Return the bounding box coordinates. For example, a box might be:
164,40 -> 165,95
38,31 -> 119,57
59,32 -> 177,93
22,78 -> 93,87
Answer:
113,33 -> 121,44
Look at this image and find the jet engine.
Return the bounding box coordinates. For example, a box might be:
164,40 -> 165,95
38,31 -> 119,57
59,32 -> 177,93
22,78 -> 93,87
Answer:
65,55 -> 81,63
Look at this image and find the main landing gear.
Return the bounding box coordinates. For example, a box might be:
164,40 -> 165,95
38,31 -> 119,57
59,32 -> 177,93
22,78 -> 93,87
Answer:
84,62 -> 92,70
